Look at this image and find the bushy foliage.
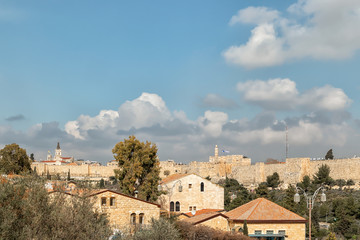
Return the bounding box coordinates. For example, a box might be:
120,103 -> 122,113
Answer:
0,175 -> 112,239
313,164 -> 334,186
113,135 -> 161,201
266,172 -> 281,189
0,143 -> 32,174
133,217 -> 181,240
176,221 -> 251,240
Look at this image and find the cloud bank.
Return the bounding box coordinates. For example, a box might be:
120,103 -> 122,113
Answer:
223,0 -> 360,68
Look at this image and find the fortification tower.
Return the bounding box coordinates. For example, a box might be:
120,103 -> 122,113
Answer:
54,142 -> 62,161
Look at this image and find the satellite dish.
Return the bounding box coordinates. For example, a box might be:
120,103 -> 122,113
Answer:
191,209 -> 196,216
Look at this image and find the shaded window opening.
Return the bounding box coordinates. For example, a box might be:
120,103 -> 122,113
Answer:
130,213 -> 136,225
175,201 -> 180,212
200,182 -> 204,192
110,197 -> 115,206
170,201 -> 174,212
139,213 -> 144,224
101,197 -> 107,206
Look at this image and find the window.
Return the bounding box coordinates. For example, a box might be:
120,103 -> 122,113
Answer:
175,201 -> 180,212
278,230 -> 286,235
189,206 -> 192,211
110,197 -> 115,206
200,182 -> 204,192
193,206 -> 196,211
130,213 -> 136,225
254,230 -> 262,234
101,197 -> 107,206
188,184 -> 192,189
139,213 -> 144,225
266,230 -> 274,234
170,201 -> 174,212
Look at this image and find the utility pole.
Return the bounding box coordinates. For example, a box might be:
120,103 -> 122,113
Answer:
286,125 -> 288,159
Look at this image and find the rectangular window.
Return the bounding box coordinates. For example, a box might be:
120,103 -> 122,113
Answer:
189,206 -> 192,211
188,184 -> 192,189
193,206 -> 196,211
266,230 -> 274,234
110,197 -> 115,206
254,230 -> 262,234
101,197 -> 107,206
278,230 -> 286,235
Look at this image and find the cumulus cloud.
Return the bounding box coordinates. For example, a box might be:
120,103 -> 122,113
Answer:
200,94 -> 238,109
0,92 -> 357,163
224,0 -> 360,68
237,78 -> 351,111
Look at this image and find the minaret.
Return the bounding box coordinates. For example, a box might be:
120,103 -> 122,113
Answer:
55,142 -> 62,161
215,145 -> 219,158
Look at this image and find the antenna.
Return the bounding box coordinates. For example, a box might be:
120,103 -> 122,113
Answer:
286,125 -> 288,159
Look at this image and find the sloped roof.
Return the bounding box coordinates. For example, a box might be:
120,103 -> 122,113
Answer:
182,209 -> 224,218
87,189 -> 161,207
182,212 -> 228,225
225,198 -> 306,223
161,173 -> 190,184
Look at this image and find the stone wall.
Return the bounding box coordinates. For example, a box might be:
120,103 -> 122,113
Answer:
32,163 -> 118,178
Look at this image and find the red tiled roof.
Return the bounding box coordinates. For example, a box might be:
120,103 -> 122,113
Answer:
182,209 -> 224,217
182,212 -> 228,225
225,198 -> 306,223
61,157 -> 72,159
161,173 -> 190,184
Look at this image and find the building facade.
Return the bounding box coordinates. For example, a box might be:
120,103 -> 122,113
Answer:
158,174 -> 224,214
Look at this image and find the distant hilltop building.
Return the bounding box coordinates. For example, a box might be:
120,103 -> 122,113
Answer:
209,145 -> 251,165
42,142 -> 74,165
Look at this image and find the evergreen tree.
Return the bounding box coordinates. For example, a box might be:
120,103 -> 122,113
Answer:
0,143 -> 32,174
313,164 -> 334,186
112,135 -> 161,201
67,170 -> 71,181
243,220 -> 248,236
99,178 -> 105,188
298,175 -> 312,191
47,170 -> 51,180
30,153 -> 35,161
325,149 -> 334,160
255,182 -> 269,197
266,172 -> 281,189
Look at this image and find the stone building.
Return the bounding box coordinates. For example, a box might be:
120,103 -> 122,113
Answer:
225,198 -> 306,240
158,173 -> 224,214
39,142 -> 74,165
88,189 -> 161,231
182,212 -> 229,231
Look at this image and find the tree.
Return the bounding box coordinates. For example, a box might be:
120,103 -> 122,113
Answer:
30,153 -> 35,161
243,220 -> 249,236
0,175 -> 112,239
112,136 -> 161,201
99,178 -> 105,188
164,170 -> 170,176
325,149 -> 334,160
255,182 -> 269,197
67,170 -> 71,181
313,164 -> 334,186
266,172 -> 281,189
0,143 -> 32,174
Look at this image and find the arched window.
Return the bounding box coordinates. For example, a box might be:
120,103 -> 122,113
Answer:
200,182 -> 204,192
139,213 -> 144,224
170,201 -> 174,212
130,213 -> 136,225
175,201 -> 180,212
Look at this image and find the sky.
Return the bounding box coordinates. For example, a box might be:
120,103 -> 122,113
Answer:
1,0 -> 360,164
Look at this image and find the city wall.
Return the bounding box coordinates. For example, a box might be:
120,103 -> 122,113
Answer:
32,156 -> 360,187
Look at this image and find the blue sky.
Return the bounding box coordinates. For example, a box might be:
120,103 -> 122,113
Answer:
1,0 -> 360,164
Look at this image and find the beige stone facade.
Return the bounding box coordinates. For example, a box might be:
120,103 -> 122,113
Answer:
182,212 -> 229,231
229,222 -> 305,240
89,189 -> 160,231
159,174 -> 224,213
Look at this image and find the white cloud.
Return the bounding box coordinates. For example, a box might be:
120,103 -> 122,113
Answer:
224,0 -> 360,68
229,7 -> 279,25
198,111 -> 228,137
237,78 -> 351,111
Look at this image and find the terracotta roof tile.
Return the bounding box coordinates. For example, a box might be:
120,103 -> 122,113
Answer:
225,198 -> 306,223
182,212 -> 228,225
161,173 -> 190,184
182,209 -> 224,217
